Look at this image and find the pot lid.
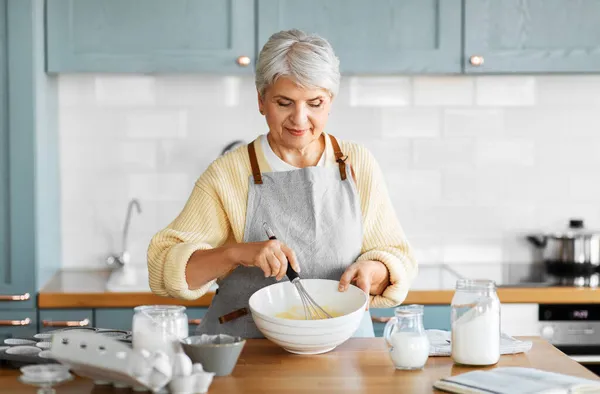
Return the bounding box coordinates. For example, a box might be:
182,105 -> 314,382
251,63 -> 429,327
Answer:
543,219 -> 600,239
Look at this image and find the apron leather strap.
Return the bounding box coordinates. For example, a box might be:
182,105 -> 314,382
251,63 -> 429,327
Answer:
247,142 -> 263,184
329,134 -> 349,181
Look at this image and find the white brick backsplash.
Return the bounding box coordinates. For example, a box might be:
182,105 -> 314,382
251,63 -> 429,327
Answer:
476,77 -> 536,106
95,75 -> 156,106
59,75 -> 97,107
411,139 -> 475,170
348,77 -> 410,107
444,109 -> 504,137
382,108 -> 441,138
126,110 -> 187,139
57,75 -> 600,268
475,139 -> 535,167
118,141 -> 158,170
386,170 -> 442,205
128,173 -> 192,202
413,77 -> 474,106
442,238 -> 504,264
536,76 -> 600,106
505,108 -> 600,138
327,108 -> 381,141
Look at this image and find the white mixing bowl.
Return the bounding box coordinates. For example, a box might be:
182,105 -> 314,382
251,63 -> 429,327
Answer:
248,279 -> 368,355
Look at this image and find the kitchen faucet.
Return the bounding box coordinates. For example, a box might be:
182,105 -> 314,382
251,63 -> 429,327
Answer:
106,198 -> 142,268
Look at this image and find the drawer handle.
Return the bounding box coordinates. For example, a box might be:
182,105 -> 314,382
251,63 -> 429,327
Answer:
188,319 -> 202,325
42,318 -> 90,327
371,316 -> 392,323
0,293 -> 31,301
0,318 -> 31,326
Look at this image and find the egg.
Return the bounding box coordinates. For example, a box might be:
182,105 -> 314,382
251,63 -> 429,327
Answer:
192,363 -> 204,373
172,352 -> 192,376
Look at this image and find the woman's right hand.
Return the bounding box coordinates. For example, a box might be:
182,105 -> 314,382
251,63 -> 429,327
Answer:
232,240 -> 300,281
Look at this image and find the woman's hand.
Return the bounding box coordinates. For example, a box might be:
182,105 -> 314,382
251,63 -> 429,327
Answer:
338,260 -> 390,298
231,240 -> 300,281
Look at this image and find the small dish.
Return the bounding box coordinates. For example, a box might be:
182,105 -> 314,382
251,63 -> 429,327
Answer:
33,333 -> 53,340
4,338 -> 36,346
6,346 -> 41,355
20,364 -> 70,383
180,334 -> 246,376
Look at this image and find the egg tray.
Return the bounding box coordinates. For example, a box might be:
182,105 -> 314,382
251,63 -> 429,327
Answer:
0,327 -> 132,369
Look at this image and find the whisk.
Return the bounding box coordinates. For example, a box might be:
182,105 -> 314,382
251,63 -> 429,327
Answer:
263,222 -> 333,320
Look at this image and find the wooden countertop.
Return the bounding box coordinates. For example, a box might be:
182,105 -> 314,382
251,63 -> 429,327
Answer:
1,337 -> 597,393
38,270 -> 600,308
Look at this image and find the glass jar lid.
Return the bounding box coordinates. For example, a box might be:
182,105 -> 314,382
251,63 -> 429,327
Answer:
394,304 -> 424,316
134,305 -> 186,317
455,279 -> 496,291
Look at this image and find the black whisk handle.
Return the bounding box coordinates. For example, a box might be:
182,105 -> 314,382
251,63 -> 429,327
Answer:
267,233 -> 299,282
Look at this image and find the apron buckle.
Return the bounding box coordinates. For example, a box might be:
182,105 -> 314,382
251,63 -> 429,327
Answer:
218,307 -> 249,324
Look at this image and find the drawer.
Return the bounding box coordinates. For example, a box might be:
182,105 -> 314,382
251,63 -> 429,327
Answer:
0,309 -> 37,341
95,308 -> 135,331
39,309 -> 94,332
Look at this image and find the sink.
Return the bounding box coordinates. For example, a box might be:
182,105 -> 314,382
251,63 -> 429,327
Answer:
105,266 -> 218,293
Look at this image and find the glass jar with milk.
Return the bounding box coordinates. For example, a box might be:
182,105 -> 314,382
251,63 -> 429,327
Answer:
132,305 -> 189,359
383,304 -> 429,370
451,279 -> 500,366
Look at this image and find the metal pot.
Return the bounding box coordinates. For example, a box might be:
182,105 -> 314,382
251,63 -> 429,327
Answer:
527,219 -> 600,277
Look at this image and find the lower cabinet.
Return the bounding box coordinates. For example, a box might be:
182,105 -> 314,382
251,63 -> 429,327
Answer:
371,306 -> 451,337
0,309 -> 37,340
38,309 -> 94,332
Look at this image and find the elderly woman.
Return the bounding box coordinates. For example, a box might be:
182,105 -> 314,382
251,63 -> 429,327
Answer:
147,29 -> 417,338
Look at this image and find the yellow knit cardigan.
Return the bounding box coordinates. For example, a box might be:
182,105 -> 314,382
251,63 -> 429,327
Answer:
147,134 -> 418,308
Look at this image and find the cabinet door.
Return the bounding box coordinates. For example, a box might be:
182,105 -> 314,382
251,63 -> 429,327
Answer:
258,0 -> 462,74
0,0 -> 35,310
465,0 -> 600,73
39,309 -> 94,333
95,308 -> 136,331
371,306 -> 451,337
46,0 -> 255,73
0,310 -> 37,341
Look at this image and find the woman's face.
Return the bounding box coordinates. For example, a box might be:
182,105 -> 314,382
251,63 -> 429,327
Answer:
258,77 -> 332,151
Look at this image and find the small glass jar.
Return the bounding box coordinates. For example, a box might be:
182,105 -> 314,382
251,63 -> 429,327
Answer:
132,305 -> 189,357
451,279 -> 501,366
383,304 -> 429,370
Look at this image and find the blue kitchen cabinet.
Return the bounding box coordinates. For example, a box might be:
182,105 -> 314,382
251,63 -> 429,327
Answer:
371,306 -> 450,337
0,310 -> 37,341
0,0 -> 58,313
258,0 -> 463,74
94,307 -> 208,333
464,0 -> 600,73
46,0 -> 256,74
39,309 -> 94,332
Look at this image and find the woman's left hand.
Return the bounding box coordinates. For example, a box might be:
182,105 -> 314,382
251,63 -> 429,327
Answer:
338,260 -> 390,298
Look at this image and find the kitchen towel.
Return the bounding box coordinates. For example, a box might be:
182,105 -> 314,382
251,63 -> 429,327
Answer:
426,329 -> 533,357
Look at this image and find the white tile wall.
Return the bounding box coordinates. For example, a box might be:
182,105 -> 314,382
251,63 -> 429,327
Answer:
58,75 -> 600,271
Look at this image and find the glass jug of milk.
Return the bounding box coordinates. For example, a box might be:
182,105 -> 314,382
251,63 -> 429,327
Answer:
383,304 -> 429,370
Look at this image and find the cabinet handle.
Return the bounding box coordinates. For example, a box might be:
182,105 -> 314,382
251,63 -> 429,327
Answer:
469,55 -> 484,66
0,318 -> 31,326
371,316 -> 392,323
236,56 -> 251,67
42,318 -> 90,327
0,293 -> 31,301
188,319 -> 202,325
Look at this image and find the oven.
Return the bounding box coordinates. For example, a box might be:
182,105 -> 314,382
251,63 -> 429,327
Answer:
539,304 -> 600,375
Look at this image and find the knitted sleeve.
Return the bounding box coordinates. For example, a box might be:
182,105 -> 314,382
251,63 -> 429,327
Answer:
345,142 -> 419,308
147,163 -> 232,300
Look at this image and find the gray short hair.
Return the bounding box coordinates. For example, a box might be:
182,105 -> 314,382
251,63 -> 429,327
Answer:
255,29 -> 340,98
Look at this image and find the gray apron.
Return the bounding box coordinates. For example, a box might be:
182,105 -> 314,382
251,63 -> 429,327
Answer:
195,134 -> 374,338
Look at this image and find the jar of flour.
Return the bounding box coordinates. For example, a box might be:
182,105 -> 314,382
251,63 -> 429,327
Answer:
450,279 -> 500,366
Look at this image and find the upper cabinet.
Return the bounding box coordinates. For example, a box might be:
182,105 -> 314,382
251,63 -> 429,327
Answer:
464,0 -> 600,73
43,0 -> 600,75
46,0 -> 256,73
257,0 -> 462,74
